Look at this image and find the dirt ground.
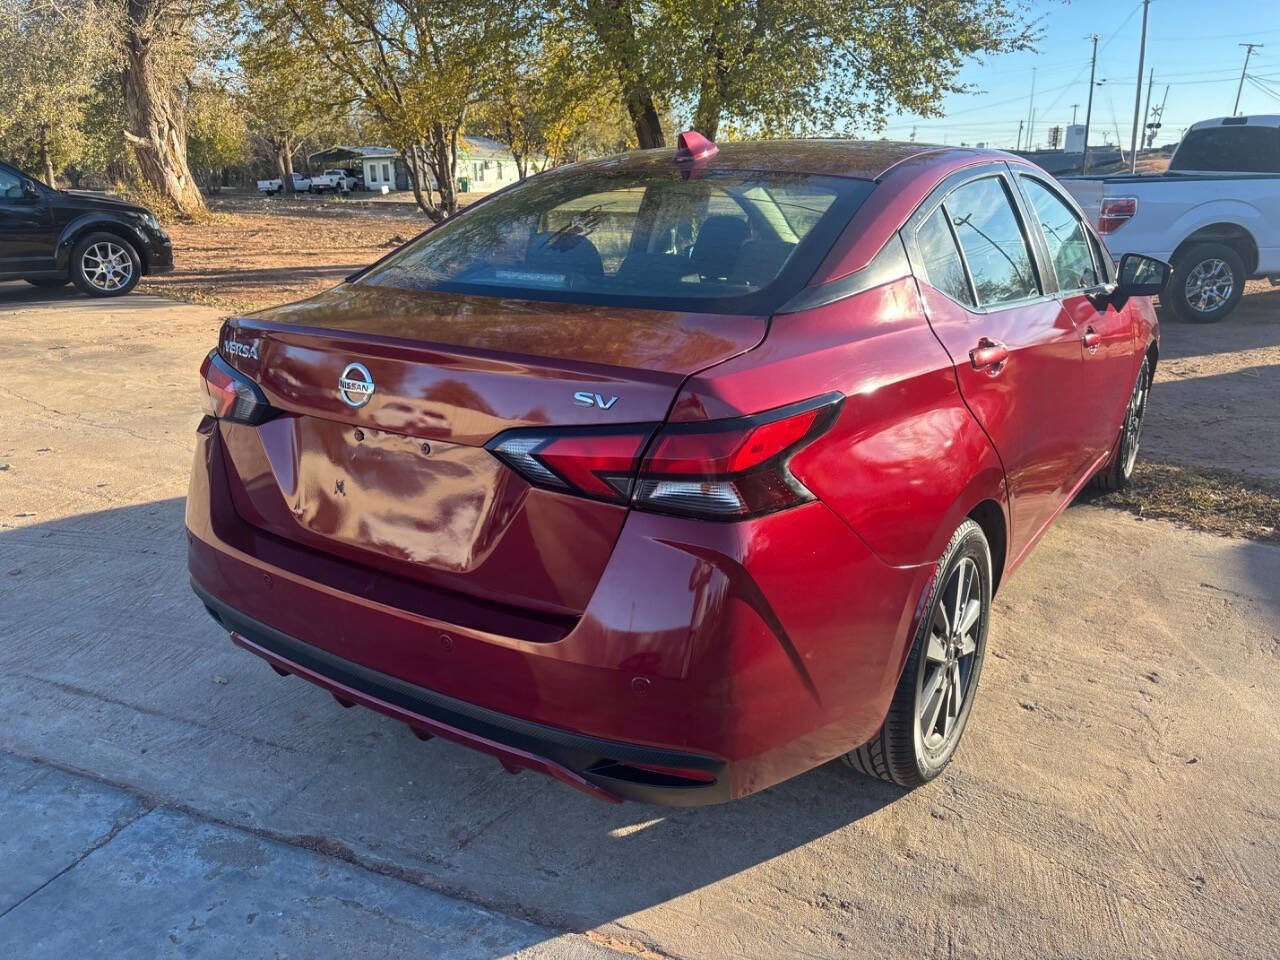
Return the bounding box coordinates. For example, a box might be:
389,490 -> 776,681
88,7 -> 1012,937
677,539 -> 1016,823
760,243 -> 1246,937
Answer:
1,284 -> 1277,958
140,193 -> 465,311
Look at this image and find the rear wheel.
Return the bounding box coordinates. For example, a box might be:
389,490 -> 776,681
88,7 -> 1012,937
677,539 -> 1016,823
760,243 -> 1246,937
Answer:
1168,242 -> 1245,323
70,232 -> 141,297
25,277 -> 70,289
844,519 -> 991,788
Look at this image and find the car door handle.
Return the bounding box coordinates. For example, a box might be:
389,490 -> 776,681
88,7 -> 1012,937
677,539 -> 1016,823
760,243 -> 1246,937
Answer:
1083,327 -> 1101,351
970,338 -> 1009,371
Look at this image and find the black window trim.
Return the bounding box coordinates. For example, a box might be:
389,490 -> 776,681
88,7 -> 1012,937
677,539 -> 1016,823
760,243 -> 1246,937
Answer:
903,162 -> 1055,315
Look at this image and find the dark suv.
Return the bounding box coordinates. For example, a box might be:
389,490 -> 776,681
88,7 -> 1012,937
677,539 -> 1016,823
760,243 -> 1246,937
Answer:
0,160 -> 173,297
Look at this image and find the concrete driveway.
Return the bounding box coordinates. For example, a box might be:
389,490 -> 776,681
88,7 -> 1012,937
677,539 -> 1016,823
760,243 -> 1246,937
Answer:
1,282 -> 1277,959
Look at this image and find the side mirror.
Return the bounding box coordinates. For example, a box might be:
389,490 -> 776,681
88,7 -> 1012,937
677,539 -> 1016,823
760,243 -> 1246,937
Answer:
21,178 -> 40,200
1116,253 -> 1170,297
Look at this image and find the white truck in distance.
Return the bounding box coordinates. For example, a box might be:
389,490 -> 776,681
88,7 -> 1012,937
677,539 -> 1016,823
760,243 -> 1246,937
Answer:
257,172 -> 312,195
1062,115 -> 1280,322
309,169 -> 359,193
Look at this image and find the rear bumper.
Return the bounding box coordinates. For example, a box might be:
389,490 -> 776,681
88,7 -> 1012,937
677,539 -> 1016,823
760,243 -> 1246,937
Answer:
187,416 -> 930,804
195,581 -> 727,804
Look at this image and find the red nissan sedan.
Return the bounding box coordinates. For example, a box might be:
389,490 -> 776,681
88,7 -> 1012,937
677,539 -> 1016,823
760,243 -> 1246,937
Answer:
188,136 -> 1166,804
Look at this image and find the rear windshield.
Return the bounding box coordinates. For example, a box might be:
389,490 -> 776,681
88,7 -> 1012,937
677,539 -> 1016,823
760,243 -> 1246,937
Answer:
359,168 -> 874,313
1169,126 -> 1280,173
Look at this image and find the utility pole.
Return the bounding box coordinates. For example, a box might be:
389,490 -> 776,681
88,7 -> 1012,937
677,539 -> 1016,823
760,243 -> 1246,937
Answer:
1016,119 -> 1024,151
1083,34 -> 1101,173
1139,68 -> 1155,161
1026,67 -> 1038,150
1070,104 -> 1080,125
1234,43 -> 1263,115
1129,0 -> 1151,173
1147,84 -> 1170,147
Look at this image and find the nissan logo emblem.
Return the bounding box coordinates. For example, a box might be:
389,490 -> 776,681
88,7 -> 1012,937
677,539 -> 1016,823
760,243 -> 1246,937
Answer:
338,362 -> 375,408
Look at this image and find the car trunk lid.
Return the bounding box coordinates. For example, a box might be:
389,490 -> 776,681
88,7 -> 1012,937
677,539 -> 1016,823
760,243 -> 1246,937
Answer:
215,282 -> 766,617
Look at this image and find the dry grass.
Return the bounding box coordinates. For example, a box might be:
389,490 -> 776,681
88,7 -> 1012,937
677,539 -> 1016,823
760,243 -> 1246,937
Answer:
1089,462 -> 1280,542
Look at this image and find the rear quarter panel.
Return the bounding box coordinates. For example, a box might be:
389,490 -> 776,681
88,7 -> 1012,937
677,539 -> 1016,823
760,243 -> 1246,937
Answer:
672,276 -> 1009,571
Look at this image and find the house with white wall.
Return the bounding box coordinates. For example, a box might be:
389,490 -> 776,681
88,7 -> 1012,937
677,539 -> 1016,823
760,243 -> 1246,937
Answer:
309,138 -> 543,195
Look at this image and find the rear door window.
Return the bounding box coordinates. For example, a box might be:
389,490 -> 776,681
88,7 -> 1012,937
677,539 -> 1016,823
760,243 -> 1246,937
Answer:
943,177 -> 1041,307
360,169 -> 873,314
1020,177 -> 1101,291
915,207 -> 975,306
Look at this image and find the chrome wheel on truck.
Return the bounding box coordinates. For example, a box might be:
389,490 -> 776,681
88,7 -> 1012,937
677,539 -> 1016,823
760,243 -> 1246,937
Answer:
1169,242 -> 1245,323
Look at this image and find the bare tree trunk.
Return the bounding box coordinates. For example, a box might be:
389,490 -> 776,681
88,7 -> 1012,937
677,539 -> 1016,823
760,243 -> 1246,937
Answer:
626,92 -> 665,149
281,137 -> 296,194
692,75 -> 723,140
585,0 -> 666,149
40,133 -> 56,187
432,124 -> 459,216
120,0 -> 207,217
401,144 -> 446,221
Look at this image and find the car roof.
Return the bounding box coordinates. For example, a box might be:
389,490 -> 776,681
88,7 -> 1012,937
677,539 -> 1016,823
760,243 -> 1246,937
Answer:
570,140 -> 1001,182
1187,115 -> 1280,131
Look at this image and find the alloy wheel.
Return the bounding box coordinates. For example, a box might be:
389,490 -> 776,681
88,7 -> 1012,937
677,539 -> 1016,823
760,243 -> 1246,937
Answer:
1184,258 -> 1234,314
917,556 -> 983,754
1120,362 -> 1150,479
81,241 -> 134,292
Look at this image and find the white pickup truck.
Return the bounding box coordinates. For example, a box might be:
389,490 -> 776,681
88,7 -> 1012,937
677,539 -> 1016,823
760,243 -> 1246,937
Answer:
257,172 -> 312,195
1062,115 -> 1280,322
308,169 -> 359,193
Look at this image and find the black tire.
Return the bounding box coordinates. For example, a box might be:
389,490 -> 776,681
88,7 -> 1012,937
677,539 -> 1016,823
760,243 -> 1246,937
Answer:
1167,242 -> 1246,323
844,519 -> 992,788
1094,356 -> 1151,492
69,231 -> 141,298
25,277 -> 70,289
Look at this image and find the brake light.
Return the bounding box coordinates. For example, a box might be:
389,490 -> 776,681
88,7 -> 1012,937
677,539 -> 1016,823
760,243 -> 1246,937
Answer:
1098,196 -> 1137,234
634,394 -> 842,518
489,426 -> 658,505
200,349 -> 272,424
486,393 -> 842,520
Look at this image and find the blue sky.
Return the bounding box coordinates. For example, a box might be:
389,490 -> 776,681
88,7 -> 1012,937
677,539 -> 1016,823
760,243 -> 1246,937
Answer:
878,0 -> 1280,149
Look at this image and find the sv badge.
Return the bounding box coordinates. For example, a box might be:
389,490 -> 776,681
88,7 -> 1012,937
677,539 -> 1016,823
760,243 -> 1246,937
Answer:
573,391 -> 619,409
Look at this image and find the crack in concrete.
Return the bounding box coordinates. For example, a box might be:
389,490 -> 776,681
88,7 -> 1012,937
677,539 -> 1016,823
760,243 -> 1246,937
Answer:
0,799 -> 156,921
0,749 -> 655,959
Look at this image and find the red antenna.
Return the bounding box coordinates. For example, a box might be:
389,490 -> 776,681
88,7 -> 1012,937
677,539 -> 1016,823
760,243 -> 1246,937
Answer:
674,130 -> 718,162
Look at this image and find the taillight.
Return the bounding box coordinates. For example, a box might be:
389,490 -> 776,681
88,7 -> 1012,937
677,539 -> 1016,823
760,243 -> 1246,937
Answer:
488,426 -> 659,505
486,393 -> 842,520
200,349 -> 272,424
634,394 -> 842,518
1098,196 -> 1137,234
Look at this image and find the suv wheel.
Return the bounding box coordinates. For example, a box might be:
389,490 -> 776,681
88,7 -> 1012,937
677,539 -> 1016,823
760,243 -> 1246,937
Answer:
844,519 -> 992,788
70,232 -> 141,297
1168,242 -> 1245,323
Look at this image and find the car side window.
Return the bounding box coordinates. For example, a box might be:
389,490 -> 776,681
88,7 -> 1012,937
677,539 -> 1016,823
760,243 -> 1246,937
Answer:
0,168 -> 24,201
915,207 -> 975,306
943,177 -> 1040,307
1020,177 -> 1100,291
